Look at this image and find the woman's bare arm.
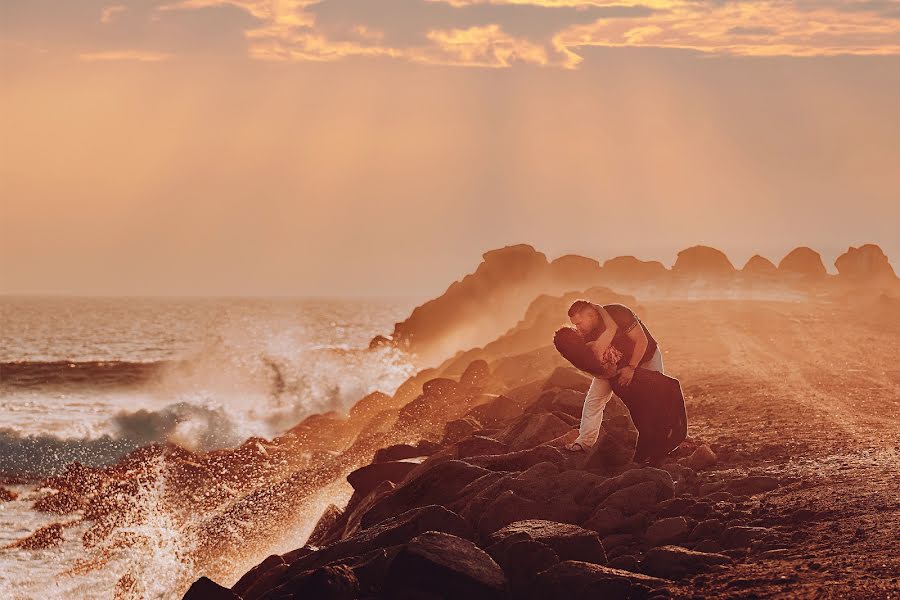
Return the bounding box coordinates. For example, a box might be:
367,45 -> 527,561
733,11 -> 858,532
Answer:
587,304 -> 618,361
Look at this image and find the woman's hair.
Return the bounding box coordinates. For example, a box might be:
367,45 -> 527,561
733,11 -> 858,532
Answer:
553,326 -> 615,378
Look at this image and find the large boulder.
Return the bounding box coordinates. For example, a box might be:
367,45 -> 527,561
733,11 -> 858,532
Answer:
360,460 -> 491,528
778,247 -> 827,277
346,461 -> 419,499
497,413 -> 573,452
583,414 -> 638,472
457,436 -> 510,459
465,395 -> 522,428
835,244 -> 897,281
372,440 -> 441,464
672,246 -> 735,277
644,517 -> 691,547
268,564 -> 359,600
486,537 -> 559,589
231,555 -> 285,598
181,576 -> 240,600
466,445 -> 567,472
488,520 -> 607,565
283,505 -> 473,576
383,531 -> 507,600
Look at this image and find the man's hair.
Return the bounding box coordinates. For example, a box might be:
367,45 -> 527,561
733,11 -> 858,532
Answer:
567,299 -> 597,319
553,326 -> 611,377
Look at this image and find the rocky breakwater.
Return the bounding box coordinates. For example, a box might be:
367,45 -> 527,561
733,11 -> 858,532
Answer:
185,364 -> 804,600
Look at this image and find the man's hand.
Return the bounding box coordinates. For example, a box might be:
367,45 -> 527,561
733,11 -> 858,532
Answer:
617,365 -> 636,387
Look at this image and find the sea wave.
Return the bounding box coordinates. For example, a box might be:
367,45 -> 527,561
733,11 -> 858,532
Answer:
0,360 -> 182,388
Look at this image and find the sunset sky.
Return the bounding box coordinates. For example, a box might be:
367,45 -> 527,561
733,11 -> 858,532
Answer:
1,0 -> 898,297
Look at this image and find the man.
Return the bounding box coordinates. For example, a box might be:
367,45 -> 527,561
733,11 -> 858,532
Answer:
564,299 -> 665,452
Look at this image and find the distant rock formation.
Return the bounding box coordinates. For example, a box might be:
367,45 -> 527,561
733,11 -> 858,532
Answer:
778,247 -> 827,277
742,255 -> 777,274
834,244 -> 896,281
672,246 -> 735,277
373,246 -> 630,367
548,255 -> 604,291
600,256 -> 668,281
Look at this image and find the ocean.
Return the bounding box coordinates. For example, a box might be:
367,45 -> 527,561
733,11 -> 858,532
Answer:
0,295 -> 420,598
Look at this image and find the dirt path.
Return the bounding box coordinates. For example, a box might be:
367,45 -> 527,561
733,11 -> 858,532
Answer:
641,298 -> 900,598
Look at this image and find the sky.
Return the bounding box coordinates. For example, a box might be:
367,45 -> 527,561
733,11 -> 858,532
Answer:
1,0 -> 899,297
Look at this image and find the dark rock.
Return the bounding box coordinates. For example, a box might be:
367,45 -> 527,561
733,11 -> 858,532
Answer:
529,560 -> 666,599
477,491 -> 544,536
685,445 -> 717,471
285,505 -> 473,576
443,417 -> 484,446
489,520 -> 607,565
693,539 -> 724,553
347,461 -> 418,499
242,564 -> 290,600
465,396 -> 522,428
497,412 -> 573,452
273,564 -> 358,600
0,486 -> 18,502
641,545 -> 731,579
644,517 -> 690,547
689,519 -> 724,541
457,436 -> 510,459
608,554 -> 640,572
583,414 -> 638,472
182,576 -> 240,600
373,440 -> 441,464
361,460 -> 491,528
722,526 -> 771,548
604,482 -> 660,517
586,468 -> 674,506
682,502 -> 712,520
466,445 -> 567,472
333,546 -> 401,595
486,538 -> 559,587
583,508 -> 631,536
337,481 -> 396,542
306,505 -> 343,547
232,555 -> 285,598
383,531 -> 507,600
655,498 -> 695,519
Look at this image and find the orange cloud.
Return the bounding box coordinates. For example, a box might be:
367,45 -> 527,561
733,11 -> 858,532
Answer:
415,24 -> 555,67
554,1 -> 900,57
